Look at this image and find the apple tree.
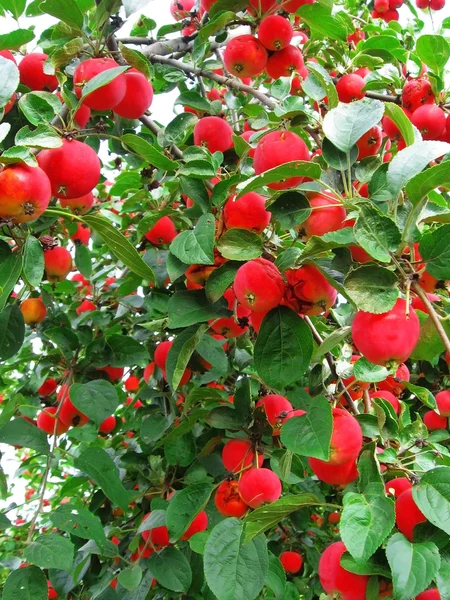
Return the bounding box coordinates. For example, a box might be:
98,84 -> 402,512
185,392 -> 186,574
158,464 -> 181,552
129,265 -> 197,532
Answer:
0,0 -> 450,598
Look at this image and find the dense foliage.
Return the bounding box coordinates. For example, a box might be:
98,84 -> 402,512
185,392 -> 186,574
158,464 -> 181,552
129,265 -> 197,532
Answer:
0,0 -> 450,599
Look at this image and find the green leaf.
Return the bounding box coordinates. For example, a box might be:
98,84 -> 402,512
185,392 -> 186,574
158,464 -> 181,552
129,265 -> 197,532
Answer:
148,547 -> 192,593
204,518 -> 269,600
406,162 -> 450,206
0,304 -> 24,360
216,229 -> 263,261
403,382 -> 436,409
50,504 -> 106,548
22,236 -> 44,288
166,483 -> 213,541
322,137 -> 358,171
40,0 -> 83,29
106,334 -> 149,367
297,3 -> 347,41
44,328 -> 78,360
281,394 -> 332,461
118,565 -> 142,592
386,533 -> 440,600
15,124 -> 62,149
74,447 -> 131,511
0,417 -> 49,454
344,265 -> 399,313
205,406 -> 243,430
436,554 -> 450,600
0,240 -> 22,311
265,553 -> 286,600
3,566 -> 47,600
198,10 -> 235,42
82,66 -> 129,99
236,162 -> 321,198
353,358 -> 391,383
254,306 -> 313,391
0,145 -> 38,167
74,243 -> 92,279
18,92 -> 59,126
305,62 -> 339,108
383,103 -> 416,147
70,380 -> 119,426
140,414 -> 172,443
24,534 -> 74,572
119,43 -> 151,79
322,99 -> 385,153
413,467 -> 450,536
167,290 -> 231,328
175,91 -> 211,113
49,38 -> 85,70
416,35 -> 450,74
209,0 -> 248,17
314,326 -> 351,358
205,261 -> 240,303
243,494 -> 322,544
0,122 -> 11,144
0,29 -> 34,50
340,553 -> 391,578
269,191 -> 311,229
121,134 -> 178,171
166,323 -> 208,389
179,159 -> 217,179
0,55 -> 19,109
0,0 -> 26,19
354,204 -> 401,263
179,177 -> 211,213
340,485 -> 395,562
83,215 -> 155,283
169,213 -> 215,265
387,141 -> 450,200
165,112 -> 197,145
419,224 -> 450,280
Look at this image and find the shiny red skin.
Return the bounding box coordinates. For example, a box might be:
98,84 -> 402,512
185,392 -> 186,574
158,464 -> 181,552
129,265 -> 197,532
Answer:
145,216 -> 177,245
100,366 -> 124,381
222,438 -> 263,472
180,510 -> 208,540
223,192 -> 271,234
402,78 -> 434,112
18,53 -> 58,91
283,0 -> 315,12
436,391 -> 450,417
238,468 -> 282,508
384,477 -> 412,498
0,164 -> 51,223
280,551 -> 303,574
233,258 -> 285,313
253,130 -> 310,190
256,394 -> 293,435
370,390 -> 400,415
99,415 -> 116,434
56,92 -> 91,128
70,223 -> 90,245
59,397 -> 89,428
411,104 -> 446,140
423,410 -> 448,431
37,407 -> 68,436
215,480 -> 248,517
327,408 -> 363,465
223,35 -> 268,79
209,288 -> 251,338
141,514 -> 170,549
73,58 -> 127,110
44,247 -> 72,281
309,457 -> 358,485
154,341 -> 172,370
416,590 -> 441,600
60,192 -> 94,215
318,541 -> 369,599
266,45 -> 304,80
284,265 -> 337,316
382,107 -> 412,140
377,363 -> 410,396
357,125 -> 383,159
143,362 -> 155,383
170,0 -> 195,20
38,139 -> 101,199
411,292 -> 440,315
125,376 -> 140,392
0,50 -> 16,63
395,487 -> 427,541
114,70 -> 154,119
38,378 -> 57,396
352,299 -> 420,366
193,116 -> 234,153
303,193 -> 346,238
76,299 -> 96,315
336,74 -> 366,103
374,0 -> 390,11
258,15 -> 293,51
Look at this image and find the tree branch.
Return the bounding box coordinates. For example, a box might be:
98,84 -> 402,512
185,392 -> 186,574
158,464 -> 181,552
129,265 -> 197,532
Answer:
411,281 -> 450,357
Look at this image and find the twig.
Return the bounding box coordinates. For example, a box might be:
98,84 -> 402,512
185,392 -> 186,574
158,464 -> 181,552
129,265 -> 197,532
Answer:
411,281 -> 450,356
363,388 -> 371,414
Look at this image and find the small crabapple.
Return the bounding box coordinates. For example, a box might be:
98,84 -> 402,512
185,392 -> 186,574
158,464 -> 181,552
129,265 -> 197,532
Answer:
222,438 -> 263,472
223,192 -> 271,234
256,394 -> 294,435
20,297 -> 46,325
73,58 -> 127,110
125,376 -> 140,392
44,247 -> 72,282
233,258 -> 285,313
223,35 -> 268,79
280,551 -> 303,574
76,299 -> 96,315
318,541 -> 369,598
37,378 -> 57,396
258,15 -> 293,51
423,410 -> 447,431
99,415 -> 116,434
384,477 -> 412,498
0,164 -> 51,223
18,53 -> 58,91
238,468 -> 282,508
193,116 -> 234,153
215,480 -> 248,517
302,192 -> 346,238
265,45 -> 304,79
336,74 -> 366,103
37,407 -> 69,436
370,390 -> 400,415
395,487 -> 427,541
145,216 -> 177,245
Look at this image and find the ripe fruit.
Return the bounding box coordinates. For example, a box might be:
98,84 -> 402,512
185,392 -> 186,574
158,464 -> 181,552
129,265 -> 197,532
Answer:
265,45 -> 304,79
284,265 -> 337,316
125,376 -> 140,392
0,50 -> 16,63
280,551 -> 303,574
382,107 -> 412,140
170,0 -> 194,20
327,408 -> 363,465
384,477 -> 412,498
59,397 -> 89,428
336,74 -> 366,103
56,92 -> 90,128
20,297 -> 46,325
378,363 -> 410,396
309,457 -> 358,485
402,78 -> 434,112
370,390 -> 400,415
154,340 -> 172,370
328,511 -> 341,524
143,362 -> 155,383
374,0 -> 390,10
258,15 -> 293,51
233,258 -> 285,313
193,116 -> 234,153
411,104 -> 446,140
395,487 -> 426,541
256,394 -> 293,435
302,193 -> 346,238
0,164 -> 51,223
37,378 -> 57,396
60,192 -> 94,215
73,58 -> 127,110
423,410 -> 447,431
99,415 -> 116,434
209,288 -> 251,338
44,247 -> 72,281
223,35 -> 268,79
99,366 -> 124,381
352,299 -> 420,366
18,53 -> 58,91
76,299 -> 96,315
145,216 -> 177,245
215,480 -> 248,517
411,292 -> 440,314
416,591 -> 441,600
70,223 -> 90,245
238,468 -> 282,508
141,514 -> 170,549
37,407 -> 68,436
222,438 -> 263,472
356,125 -> 382,159
436,391 -> 450,416
253,131 -> 310,190
223,192 -> 271,233
37,139 -> 101,199
180,510 -> 208,540
114,70 -> 154,119
318,541 -> 369,598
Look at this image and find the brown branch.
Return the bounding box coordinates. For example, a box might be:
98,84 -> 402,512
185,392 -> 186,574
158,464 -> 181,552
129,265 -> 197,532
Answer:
139,115 -> 183,160
411,281 -> 450,356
